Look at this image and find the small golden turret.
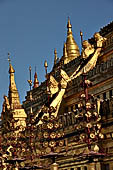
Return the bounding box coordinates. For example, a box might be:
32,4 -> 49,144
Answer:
44,60 -> 48,76
2,54 -> 27,133
8,62 -> 21,109
33,68 -> 39,89
54,48 -> 58,65
63,43 -> 68,58
63,43 -> 68,64
9,63 -> 15,74
66,18 -> 80,62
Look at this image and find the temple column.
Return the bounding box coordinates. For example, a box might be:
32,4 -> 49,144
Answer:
50,163 -> 58,170
88,162 -> 101,170
88,163 -> 95,170
96,162 -> 101,170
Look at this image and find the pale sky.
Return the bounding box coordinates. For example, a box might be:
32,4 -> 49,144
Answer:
0,0 -> 113,112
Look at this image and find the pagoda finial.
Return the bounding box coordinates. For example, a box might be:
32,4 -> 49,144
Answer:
44,60 -> 48,76
27,66 -> 32,91
80,30 -> 83,45
8,52 -> 15,73
54,48 -> 58,65
33,67 -> 39,89
67,17 -> 72,33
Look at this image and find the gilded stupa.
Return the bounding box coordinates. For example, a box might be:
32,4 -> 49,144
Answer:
63,18 -> 80,64
1,59 -> 27,132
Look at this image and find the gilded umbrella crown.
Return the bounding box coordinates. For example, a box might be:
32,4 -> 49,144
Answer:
9,63 -> 15,74
67,17 -> 72,31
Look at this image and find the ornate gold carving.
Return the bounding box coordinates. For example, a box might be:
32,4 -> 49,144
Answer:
70,32 -> 107,80
94,32 -> 107,48
81,40 -> 94,59
47,75 -> 59,96
2,95 -> 10,113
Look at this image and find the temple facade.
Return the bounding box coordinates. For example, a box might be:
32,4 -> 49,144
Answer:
23,20 -> 113,170
1,19 -> 113,170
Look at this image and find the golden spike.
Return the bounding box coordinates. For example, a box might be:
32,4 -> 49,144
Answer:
44,60 -> 48,76
67,17 -> 72,33
63,43 -> 68,58
80,30 -> 83,44
27,66 -> 32,90
54,48 -> 57,65
80,30 -> 83,51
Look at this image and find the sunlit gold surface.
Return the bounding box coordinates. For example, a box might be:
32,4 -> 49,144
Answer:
9,63 -> 21,109
66,18 -> 80,62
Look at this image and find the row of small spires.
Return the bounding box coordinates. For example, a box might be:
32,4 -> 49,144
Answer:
27,50 -> 57,90
9,18 -> 82,91
8,15 -> 110,93
27,65 -> 39,89
8,16 -> 99,95
8,49 -> 57,90
7,53 -> 38,91
7,18 -> 113,92
3,18 -> 112,114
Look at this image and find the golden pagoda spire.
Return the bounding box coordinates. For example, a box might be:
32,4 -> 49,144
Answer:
33,67 -> 39,89
1,53 -> 27,133
62,43 -> 68,64
54,48 -> 58,65
8,55 -> 21,109
66,17 -> 80,62
63,43 -> 68,58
